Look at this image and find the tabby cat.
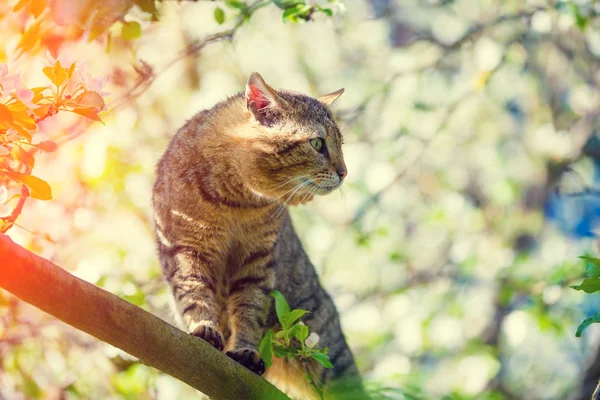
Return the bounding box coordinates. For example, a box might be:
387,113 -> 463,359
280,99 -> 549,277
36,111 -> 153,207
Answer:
152,73 -> 363,399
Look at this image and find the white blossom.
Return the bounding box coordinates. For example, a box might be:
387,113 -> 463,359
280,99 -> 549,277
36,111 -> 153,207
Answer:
305,332 -> 320,348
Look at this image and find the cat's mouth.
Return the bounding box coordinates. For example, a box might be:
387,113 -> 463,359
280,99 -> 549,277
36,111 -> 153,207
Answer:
306,181 -> 342,195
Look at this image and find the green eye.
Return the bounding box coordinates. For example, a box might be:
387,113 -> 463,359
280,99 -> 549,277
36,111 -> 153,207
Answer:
310,138 -> 324,152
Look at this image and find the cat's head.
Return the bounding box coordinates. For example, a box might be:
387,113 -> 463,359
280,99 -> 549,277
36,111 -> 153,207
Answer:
239,72 -> 347,205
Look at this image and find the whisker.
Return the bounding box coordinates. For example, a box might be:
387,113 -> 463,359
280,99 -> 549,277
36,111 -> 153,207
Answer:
273,180 -> 312,218
272,175 -> 309,191
275,184 -> 305,217
273,178 -> 311,201
301,182 -> 322,204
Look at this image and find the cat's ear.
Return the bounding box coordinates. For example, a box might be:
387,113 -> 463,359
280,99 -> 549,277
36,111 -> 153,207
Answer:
317,88 -> 344,106
245,72 -> 283,125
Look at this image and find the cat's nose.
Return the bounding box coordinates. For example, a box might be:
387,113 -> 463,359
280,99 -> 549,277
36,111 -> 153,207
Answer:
336,166 -> 347,181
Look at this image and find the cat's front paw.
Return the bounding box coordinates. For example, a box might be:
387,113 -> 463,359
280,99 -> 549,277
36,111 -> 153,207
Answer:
226,348 -> 265,376
191,325 -> 224,351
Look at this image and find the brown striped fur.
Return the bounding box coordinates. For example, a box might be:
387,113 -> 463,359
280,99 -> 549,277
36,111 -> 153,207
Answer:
152,73 -> 364,399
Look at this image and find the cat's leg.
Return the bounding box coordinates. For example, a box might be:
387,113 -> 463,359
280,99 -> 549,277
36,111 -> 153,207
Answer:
225,258 -> 276,375
162,247 -> 224,351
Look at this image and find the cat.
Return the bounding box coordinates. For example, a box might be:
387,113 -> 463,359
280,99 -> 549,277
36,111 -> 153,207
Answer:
152,73 -> 364,399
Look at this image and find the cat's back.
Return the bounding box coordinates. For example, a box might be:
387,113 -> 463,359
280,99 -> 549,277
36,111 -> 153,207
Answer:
156,110 -> 209,174
152,110 -> 212,224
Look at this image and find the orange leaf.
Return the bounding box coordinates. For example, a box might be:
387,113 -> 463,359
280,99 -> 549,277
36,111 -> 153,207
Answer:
13,0 -> 29,12
33,104 -> 51,117
31,87 -> 50,103
7,102 -> 28,112
6,172 -> 52,200
0,104 -> 13,124
7,123 -> 32,142
67,62 -> 76,79
10,109 -> 36,130
54,61 -> 67,86
10,146 -> 35,168
42,67 -> 53,80
43,61 -> 68,87
17,21 -> 41,53
29,0 -> 46,18
69,90 -> 105,110
31,87 -> 49,94
8,122 -> 32,143
70,107 -> 104,124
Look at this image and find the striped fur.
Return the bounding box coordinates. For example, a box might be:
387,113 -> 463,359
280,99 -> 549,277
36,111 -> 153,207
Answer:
152,73 -> 363,398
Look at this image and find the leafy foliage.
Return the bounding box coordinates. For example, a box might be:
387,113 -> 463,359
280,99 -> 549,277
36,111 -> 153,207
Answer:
4,0 -> 600,399
0,59 -> 107,232
1,0 -> 338,235
259,290 -> 333,395
215,0 -> 337,24
572,256 -> 600,337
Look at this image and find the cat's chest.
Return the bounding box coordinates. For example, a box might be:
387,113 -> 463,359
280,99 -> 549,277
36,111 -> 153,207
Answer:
227,222 -> 276,250
223,218 -> 281,267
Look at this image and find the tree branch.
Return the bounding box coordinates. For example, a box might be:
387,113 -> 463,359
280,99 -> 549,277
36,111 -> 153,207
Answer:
0,234 -> 289,400
109,1 -> 268,113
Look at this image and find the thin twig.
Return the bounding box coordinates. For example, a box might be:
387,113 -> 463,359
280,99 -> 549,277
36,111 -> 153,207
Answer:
110,1 -> 268,112
414,8 -> 541,50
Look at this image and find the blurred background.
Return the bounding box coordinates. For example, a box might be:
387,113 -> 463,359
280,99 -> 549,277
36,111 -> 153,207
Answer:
3,0 -> 600,399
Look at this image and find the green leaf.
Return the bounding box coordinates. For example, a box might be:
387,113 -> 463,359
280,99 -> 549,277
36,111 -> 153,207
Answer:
122,288 -> 146,307
281,309 -> 308,329
275,323 -> 305,346
305,373 -> 314,383
569,3 -> 588,30
272,0 -> 303,10
121,21 -> 142,41
294,323 -> 309,344
281,4 -> 302,19
275,328 -> 290,339
319,7 -> 333,16
214,7 -> 225,24
414,102 -> 436,111
275,326 -> 296,346
273,344 -> 290,358
570,278 -> 600,293
282,4 -> 311,21
133,0 -> 159,20
270,290 -> 291,328
6,172 -> 52,200
225,0 -> 247,10
576,313 -> 600,337
310,352 -> 333,368
580,256 -> 600,278
21,376 -> 42,398
112,364 -> 151,395
259,330 -> 274,368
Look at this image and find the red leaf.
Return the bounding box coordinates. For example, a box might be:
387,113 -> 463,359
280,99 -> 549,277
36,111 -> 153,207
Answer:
0,104 -> 13,125
37,140 -> 58,152
70,107 -> 104,124
69,90 -> 105,111
42,34 -> 66,59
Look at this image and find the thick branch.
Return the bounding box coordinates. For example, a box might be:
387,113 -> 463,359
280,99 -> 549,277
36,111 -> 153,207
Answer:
0,234 -> 289,400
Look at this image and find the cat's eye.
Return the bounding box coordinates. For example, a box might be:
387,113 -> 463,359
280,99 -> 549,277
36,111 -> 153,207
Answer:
310,138 -> 324,152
